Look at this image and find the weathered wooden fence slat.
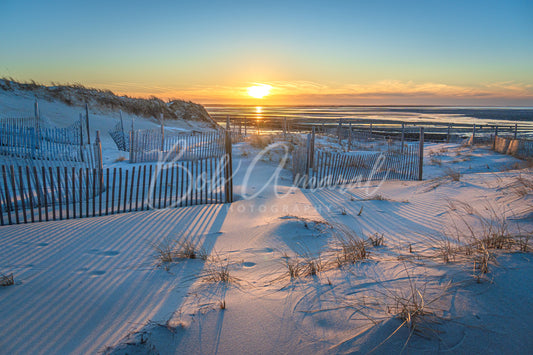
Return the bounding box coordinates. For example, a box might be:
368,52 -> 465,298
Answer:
0,149 -> 232,225
493,136 -> 533,158
292,143 -> 421,189
126,130 -> 230,163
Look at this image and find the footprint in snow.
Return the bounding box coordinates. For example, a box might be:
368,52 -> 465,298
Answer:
86,249 -> 120,256
89,270 -> 106,277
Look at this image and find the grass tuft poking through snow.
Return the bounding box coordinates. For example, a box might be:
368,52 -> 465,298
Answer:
504,172 -> 533,198
285,256 -> 302,279
444,167 -> 461,181
368,233 -> 385,247
176,240 -> 208,260
282,251 -> 324,279
436,237 -> 458,264
442,203 -> 533,281
370,267 -> 451,353
248,134 -> 274,149
153,238 -> 179,268
0,273 -> 14,287
301,252 -> 324,276
203,252 -> 234,283
363,194 -> 388,201
336,263 -> 452,354
516,234 -> 532,252
153,238 -> 208,270
333,225 -> 369,267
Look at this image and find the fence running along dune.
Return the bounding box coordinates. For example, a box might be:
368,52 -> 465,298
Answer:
292,145 -> 421,188
0,113 -> 96,165
0,130 -> 234,225
0,157 -> 233,226
129,130 -> 227,163
108,120 -> 129,151
492,136 -> 533,158
215,114 -> 532,142
291,128 -> 424,188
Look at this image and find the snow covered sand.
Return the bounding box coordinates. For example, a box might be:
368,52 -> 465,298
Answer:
1,138 -> 532,354
0,83 -> 216,165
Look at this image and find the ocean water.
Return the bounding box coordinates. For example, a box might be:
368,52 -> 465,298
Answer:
206,105 -> 533,128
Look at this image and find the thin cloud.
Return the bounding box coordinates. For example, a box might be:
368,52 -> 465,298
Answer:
92,79 -> 533,105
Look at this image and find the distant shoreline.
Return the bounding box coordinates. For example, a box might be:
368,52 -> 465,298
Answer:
205,104 -> 533,109
206,105 -> 533,126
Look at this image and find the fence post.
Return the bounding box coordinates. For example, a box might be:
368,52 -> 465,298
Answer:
418,127 -> 424,181
95,130 -> 103,170
34,100 -> 40,148
311,126 -> 316,172
472,124 -> 476,145
348,122 -> 352,151
244,116 -> 247,135
85,103 -> 91,144
160,113 -> 165,152
514,123 -> 518,139
447,124 -> 451,143
284,117 -> 287,139
79,112 -> 84,144
34,100 -> 39,121
2,166 -> 13,225
79,113 -> 85,162
401,122 -> 405,153
119,110 -> 125,149
224,130 -> 233,203
337,119 -> 342,145
370,122 -> 373,138
119,110 -> 125,134
493,126 -> 498,150
305,133 -> 312,188
95,130 -> 104,193
226,116 -> 230,132
229,132 -> 233,201
129,130 -> 134,163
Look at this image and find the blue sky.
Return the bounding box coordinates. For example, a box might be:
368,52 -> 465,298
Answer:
1,0 -> 532,104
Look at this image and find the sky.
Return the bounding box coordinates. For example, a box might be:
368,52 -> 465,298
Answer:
1,0 -> 533,106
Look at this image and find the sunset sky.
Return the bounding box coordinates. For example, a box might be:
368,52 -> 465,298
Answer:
1,0 -> 532,105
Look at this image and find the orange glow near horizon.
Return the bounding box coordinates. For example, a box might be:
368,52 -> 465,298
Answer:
104,79 -> 533,106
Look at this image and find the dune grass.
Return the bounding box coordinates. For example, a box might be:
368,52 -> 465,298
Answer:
153,238 -> 208,270
0,273 -> 14,287
202,252 -> 234,283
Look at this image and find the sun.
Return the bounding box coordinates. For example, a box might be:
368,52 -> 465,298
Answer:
247,84 -> 272,99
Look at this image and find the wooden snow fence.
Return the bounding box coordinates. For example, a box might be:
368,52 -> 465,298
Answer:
493,136 -> 533,158
292,128 -> 424,188
108,120 -> 129,151
0,133 -> 234,226
129,130 -> 226,163
0,115 -> 86,162
292,146 -> 421,188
